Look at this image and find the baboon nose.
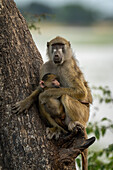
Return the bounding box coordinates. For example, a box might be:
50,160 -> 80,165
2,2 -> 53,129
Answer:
55,54 -> 59,58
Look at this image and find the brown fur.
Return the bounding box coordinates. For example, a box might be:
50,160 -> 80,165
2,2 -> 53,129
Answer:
39,36 -> 92,170
40,37 -> 92,128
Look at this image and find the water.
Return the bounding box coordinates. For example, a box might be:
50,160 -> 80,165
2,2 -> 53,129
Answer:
31,25 -> 113,148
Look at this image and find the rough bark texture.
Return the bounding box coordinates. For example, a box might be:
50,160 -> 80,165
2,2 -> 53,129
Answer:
0,0 -> 95,169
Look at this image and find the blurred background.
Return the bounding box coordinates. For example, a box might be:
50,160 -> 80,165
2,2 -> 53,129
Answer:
14,0 -> 113,88
14,0 -> 113,168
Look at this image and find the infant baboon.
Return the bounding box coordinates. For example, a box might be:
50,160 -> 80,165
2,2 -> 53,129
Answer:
13,73 -> 67,139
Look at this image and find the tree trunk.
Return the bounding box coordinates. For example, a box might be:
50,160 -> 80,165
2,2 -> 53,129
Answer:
0,0 -> 95,169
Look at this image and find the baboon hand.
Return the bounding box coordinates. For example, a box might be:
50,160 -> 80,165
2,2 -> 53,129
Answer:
46,127 -> 62,140
12,99 -> 32,114
68,121 -> 85,132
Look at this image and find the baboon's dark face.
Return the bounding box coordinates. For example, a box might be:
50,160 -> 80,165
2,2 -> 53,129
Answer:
47,38 -> 72,64
51,43 -> 65,64
44,74 -> 60,88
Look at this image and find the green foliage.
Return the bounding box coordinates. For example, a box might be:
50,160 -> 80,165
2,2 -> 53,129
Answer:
24,13 -> 52,31
76,157 -> 81,169
76,86 -> 113,170
18,2 -> 100,26
93,86 -> 113,103
88,144 -> 113,170
56,4 -> 98,25
18,2 -> 55,30
86,117 -> 113,140
19,2 -> 53,15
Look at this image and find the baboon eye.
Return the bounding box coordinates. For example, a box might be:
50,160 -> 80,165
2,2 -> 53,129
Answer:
62,46 -> 65,53
52,47 -> 56,53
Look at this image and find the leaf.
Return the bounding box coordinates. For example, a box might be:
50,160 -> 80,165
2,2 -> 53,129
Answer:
98,151 -> 103,157
76,157 -> 81,168
101,117 -> 107,121
101,117 -> 112,123
105,98 -> 112,103
99,98 -> 103,103
101,126 -> 106,136
86,126 -> 93,134
110,124 -> 113,128
95,126 -> 100,140
109,144 -> 113,151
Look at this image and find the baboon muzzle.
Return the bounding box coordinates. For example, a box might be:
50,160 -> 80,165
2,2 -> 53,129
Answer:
54,54 -> 62,64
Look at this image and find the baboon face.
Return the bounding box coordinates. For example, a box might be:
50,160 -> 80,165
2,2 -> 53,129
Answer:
45,74 -> 60,88
51,43 -> 65,64
41,74 -> 60,88
47,36 -> 72,65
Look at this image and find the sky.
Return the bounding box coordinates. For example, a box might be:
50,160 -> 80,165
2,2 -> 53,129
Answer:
14,0 -> 113,16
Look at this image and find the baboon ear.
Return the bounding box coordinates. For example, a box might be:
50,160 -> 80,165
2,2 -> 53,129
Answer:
40,80 -> 45,88
47,42 -> 49,48
68,41 -> 71,47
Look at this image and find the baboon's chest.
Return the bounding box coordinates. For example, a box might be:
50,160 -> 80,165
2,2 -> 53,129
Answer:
57,66 -> 72,87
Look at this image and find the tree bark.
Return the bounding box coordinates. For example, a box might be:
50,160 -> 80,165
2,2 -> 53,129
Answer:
0,0 -> 95,169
